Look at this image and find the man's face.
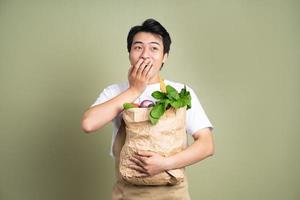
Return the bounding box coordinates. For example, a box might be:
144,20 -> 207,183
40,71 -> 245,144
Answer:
129,32 -> 167,78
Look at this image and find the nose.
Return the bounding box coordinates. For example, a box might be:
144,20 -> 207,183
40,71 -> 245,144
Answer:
140,47 -> 150,59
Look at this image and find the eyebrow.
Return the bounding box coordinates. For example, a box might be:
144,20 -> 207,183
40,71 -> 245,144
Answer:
132,41 -> 161,46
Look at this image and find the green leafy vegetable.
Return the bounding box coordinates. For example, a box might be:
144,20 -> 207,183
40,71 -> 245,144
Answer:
166,85 -> 180,100
123,103 -> 135,110
150,103 -> 164,119
149,103 -> 165,124
152,91 -> 166,99
149,85 -> 192,125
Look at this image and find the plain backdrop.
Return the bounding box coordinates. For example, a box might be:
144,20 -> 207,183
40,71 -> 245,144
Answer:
0,0 -> 299,199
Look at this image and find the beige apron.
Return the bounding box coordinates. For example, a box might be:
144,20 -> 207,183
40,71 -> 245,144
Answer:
111,79 -> 191,200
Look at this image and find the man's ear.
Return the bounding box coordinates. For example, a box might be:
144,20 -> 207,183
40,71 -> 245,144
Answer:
162,53 -> 168,63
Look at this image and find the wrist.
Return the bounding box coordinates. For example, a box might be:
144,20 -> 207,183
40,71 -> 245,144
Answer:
128,87 -> 142,97
164,156 -> 175,170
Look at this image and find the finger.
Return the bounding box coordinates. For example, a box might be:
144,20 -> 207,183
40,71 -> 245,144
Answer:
133,169 -> 149,177
143,62 -> 153,79
136,60 -> 150,79
137,150 -> 155,157
141,60 -> 152,75
129,157 -> 145,169
132,58 -> 144,77
131,58 -> 144,77
133,154 -> 148,165
136,173 -> 149,177
129,164 -> 148,175
145,65 -> 153,79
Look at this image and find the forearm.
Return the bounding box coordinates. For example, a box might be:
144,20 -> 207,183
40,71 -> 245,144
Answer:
165,132 -> 214,170
81,88 -> 140,133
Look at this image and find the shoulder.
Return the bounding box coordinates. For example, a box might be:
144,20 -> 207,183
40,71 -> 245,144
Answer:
90,81 -> 129,107
104,80 -> 129,94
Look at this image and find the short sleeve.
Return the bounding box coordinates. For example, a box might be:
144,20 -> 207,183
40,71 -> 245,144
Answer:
186,87 -> 214,135
90,87 -> 113,108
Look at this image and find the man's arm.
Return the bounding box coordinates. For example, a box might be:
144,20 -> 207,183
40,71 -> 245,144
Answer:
165,127 -> 214,169
129,127 -> 214,176
81,88 -> 140,133
81,58 -> 154,133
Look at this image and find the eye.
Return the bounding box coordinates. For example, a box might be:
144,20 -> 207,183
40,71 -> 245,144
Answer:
151,47 -> 159,51
134,46 -> 142,50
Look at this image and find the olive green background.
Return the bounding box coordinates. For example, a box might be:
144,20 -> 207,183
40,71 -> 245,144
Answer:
0,0 -> 299,199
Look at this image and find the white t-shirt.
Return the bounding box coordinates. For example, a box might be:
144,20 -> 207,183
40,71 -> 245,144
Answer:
90,79 -> 214,157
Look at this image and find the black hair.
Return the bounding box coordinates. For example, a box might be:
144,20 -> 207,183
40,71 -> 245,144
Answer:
127,19 -> 171,55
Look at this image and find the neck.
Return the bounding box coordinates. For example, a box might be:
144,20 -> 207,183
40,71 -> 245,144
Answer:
148,74 -> 162,84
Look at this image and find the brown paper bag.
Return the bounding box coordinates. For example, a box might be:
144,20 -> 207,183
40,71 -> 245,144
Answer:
119,106 -> 187,185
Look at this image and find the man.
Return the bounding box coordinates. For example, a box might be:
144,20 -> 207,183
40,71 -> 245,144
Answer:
81,18 -> 214,199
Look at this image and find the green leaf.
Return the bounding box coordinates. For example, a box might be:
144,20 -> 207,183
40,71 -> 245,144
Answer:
149,103 -> 165,125
179,85 -> 188,97
123,103 -> 134,110
166,85 -> 179,100
170,99 -> 184,109
166,94 -> 175,101
187,102 -> 192,109
181,94 -> 190,103
177,85 -> 192,109
149,115 -> 159,125
164,99 -> 171,109
150,103 -> 165,119
152,91 -> 166,100
186,95 -> 192,109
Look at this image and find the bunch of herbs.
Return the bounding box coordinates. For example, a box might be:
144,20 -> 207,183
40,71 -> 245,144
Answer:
149,85 -> 191,125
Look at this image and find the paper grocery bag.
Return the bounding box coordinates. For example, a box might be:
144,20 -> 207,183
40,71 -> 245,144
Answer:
119,106 -> 187,185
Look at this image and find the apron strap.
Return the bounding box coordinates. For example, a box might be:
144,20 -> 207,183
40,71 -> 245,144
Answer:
159,77 -> 167,93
